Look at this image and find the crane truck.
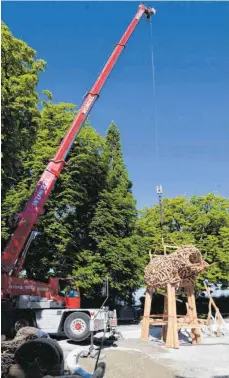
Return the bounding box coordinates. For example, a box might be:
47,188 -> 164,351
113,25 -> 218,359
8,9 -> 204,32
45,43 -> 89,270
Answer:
1,4 -> 156,342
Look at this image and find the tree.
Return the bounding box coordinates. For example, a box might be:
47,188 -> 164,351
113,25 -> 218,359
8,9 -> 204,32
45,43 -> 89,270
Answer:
2,97 -> 108,280
136,193 -> 229,290
74,123 -> 141,303
1,22 -> 46,199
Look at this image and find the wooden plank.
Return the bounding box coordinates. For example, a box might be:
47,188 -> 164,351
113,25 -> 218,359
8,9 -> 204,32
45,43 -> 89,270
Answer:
171,285 -> 179,348
187,285 -> 196,343
149,314 -> 185,318
191,287 -> 201,344
177,324 -> 205,329
165,283 -> 173,348
162,295 -> 168,342
149,320 -> 167,326
141,288 -> 152,340
187,285 -> 201,344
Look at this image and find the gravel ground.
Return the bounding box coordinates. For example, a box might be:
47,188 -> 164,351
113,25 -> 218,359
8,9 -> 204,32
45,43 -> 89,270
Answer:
158,333 -> 229,378
58,323 -> 229,378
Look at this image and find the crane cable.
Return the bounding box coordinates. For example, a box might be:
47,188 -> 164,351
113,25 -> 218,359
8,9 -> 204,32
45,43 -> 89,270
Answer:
148,19 -> 165,248
148,19 -> 159,161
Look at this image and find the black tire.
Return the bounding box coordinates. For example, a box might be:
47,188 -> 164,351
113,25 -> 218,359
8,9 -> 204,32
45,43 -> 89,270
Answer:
47,338 -> 64,360
47,338 -> 65,373
15,338 -> 64,377
64,312 -> 90,342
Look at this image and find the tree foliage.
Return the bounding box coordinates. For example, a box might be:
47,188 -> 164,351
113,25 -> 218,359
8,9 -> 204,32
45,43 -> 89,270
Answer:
1,22 -> 46,199
73,124 -> 141,302
136,194 -> 229,290
2,98 -> 107,280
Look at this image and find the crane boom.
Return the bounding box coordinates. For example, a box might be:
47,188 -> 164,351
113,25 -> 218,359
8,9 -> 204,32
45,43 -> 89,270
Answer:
2,4 -> 156,274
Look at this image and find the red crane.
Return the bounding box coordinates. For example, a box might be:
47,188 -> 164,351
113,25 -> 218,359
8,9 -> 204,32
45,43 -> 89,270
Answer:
1,5 -> 155,302
1,4 -> 156,342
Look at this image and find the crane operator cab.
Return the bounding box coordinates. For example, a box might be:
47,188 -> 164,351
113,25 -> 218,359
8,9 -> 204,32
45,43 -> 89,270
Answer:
58,278 -> 81,309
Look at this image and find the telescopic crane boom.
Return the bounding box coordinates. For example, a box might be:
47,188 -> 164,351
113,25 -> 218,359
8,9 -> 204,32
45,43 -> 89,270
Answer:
1,4 -> 156,276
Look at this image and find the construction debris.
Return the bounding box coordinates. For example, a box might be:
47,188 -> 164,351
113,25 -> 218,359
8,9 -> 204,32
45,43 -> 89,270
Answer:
1,328 -> 38,377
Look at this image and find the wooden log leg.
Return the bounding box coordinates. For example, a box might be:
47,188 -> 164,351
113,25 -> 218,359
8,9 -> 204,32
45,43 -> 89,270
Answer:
171,285 -> 179,349
141,288 -> 152,340
191,288 -> 201,344
162,295 -> 168,342
187,286 -> 196,344
166,284 -> 173,348
187,285 -> 201,344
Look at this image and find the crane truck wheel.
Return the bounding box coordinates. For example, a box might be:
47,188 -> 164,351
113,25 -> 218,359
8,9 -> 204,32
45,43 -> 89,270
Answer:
64,312 -> 90,342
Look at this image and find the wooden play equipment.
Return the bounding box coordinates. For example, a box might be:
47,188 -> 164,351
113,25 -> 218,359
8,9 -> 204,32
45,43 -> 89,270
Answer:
141,245 -> 209,348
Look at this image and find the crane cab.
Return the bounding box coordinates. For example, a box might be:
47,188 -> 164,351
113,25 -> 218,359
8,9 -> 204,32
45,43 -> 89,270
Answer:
55,278 -> 81,309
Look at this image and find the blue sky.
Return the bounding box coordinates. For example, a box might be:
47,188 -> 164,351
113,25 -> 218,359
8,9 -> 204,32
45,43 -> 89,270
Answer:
2,1 -> 229,209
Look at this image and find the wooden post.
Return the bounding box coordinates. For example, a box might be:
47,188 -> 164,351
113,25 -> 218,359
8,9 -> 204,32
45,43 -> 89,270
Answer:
187,285 -> 201,344
165,283 -> 179,348
141,288 -> 153,340
187,285 -> 195,343
171,285 -> 179,348
165,284 -> 173,347
162,295 -> 168,342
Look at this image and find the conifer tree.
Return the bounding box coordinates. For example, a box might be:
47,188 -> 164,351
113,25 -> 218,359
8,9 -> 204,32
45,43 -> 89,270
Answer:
75,123 -> 141,302
1,22 -> 46,199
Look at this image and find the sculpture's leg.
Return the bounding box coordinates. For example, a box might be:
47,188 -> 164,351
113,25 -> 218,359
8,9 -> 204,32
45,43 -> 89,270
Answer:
162,295 -> 168,342
166,284 -> 179,348
141,288 -> 152,340
171,285 -> 179,348
187,285 -> 201,344
166,283 -> 173,347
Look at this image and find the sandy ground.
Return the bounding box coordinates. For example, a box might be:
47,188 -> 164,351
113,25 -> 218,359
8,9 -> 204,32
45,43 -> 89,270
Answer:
58,323 -> 229,378
76,345 -> 174,378
60,337 -> 176,378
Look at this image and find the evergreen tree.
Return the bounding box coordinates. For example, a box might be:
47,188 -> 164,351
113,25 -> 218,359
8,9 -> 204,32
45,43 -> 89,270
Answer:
1,22 -> 46,199
2,98 -> 107,280
74,123 -> 140,302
